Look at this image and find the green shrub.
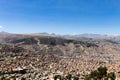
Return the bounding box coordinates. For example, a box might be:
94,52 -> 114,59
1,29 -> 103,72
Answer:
107,72 -> 116,80
54,75 -> 64,80
84,66 -> 116,80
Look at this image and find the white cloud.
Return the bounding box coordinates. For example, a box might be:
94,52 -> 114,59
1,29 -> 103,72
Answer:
0,26 -> 3,28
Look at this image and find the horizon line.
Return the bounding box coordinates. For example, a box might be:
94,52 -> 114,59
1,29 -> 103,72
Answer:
0,31 -> 120,36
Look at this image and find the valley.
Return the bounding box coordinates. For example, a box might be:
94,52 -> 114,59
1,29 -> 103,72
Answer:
0,32 -> 120,79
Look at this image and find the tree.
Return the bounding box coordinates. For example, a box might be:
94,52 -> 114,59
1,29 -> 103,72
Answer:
106,72 -> 116,80
97,66 -> 107,79
54,75 -> 63,80
65,74 -> 72,80
72,76 -> 79,80
84,66 -> 116,80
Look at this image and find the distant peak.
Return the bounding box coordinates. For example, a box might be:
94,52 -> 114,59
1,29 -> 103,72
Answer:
0,31 -> 8,33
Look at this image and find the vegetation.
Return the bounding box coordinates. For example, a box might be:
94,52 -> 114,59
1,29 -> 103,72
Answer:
53,67 -> 116,80
54,75 -> 64,80
85,66 -> 116,80
105,72 -> 116,80
4,57 -> 13,61
54,73 -> 79,80
65,73 -> 72,80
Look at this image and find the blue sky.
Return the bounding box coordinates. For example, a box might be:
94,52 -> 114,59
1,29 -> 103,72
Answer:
0,0 -> 120,35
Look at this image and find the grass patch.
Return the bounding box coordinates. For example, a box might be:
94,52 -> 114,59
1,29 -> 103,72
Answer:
5,57 -> 13,61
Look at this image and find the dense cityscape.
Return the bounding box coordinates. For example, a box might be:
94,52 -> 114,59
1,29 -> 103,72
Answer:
0,33 -> 120,80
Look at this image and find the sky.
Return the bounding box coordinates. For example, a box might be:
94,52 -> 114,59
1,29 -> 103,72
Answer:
0,0 -> 120,35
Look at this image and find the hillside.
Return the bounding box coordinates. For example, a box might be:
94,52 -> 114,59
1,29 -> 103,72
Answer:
0,32 -> 120,79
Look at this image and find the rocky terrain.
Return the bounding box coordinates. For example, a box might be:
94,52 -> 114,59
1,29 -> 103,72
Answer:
0,32 -> 120,79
